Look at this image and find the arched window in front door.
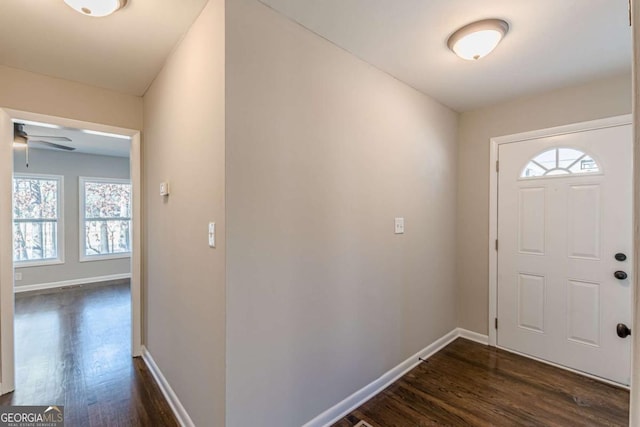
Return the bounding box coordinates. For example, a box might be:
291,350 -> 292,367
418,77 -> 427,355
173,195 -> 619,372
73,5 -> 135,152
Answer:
520,148 -> 600,178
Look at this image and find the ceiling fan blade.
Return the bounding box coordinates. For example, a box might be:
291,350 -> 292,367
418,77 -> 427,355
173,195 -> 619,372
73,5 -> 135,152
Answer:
27,135 -> 72,142
29,140 -> 76,151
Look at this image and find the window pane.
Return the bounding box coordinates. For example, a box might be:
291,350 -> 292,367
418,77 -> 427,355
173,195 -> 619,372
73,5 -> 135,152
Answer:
569,155 -> 599,174
521,148 -> 600,178
13,178 -> 58,220
84,182 -> 131,219
13,221 -> 57,261
522,162 -> 545,177
84,220 -> 131,256
558,148 -> 585,168
532,149 -> 557,170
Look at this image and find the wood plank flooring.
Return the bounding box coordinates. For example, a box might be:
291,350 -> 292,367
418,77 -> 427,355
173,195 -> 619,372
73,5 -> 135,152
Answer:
0,283 -> 178,427
334,338 -> 629,427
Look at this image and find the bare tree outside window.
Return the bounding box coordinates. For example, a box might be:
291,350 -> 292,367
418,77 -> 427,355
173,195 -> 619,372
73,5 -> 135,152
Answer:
81,178 -> 131,258
13,175 -> 61,263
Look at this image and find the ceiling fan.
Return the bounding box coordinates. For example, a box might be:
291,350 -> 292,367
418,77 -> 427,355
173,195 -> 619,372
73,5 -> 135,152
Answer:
13,123 -> 75,167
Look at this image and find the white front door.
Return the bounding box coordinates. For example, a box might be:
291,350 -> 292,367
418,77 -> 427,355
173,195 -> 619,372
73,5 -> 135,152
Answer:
497,123 -> 632,385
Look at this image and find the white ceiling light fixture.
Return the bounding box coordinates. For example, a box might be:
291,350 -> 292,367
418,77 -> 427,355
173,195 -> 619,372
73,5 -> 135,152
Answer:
447,19 -> 509,61
63,0 -> 128,17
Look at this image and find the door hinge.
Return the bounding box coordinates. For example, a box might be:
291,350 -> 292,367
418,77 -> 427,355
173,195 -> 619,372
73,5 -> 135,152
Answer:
629,0 -> 632,26
496,160 -> 500,173
495,239 -> 498,251
495,318 -> 498,329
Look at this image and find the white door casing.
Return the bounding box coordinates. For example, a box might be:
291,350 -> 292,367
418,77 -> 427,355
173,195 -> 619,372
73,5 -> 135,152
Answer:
490,116 -> 633,386
0,109 -> 15,394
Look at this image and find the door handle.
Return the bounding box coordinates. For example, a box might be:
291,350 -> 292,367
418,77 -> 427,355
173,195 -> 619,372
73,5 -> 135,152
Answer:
615,253 -> 627,261
614,271 -> 628,280
617,323 -> 631,338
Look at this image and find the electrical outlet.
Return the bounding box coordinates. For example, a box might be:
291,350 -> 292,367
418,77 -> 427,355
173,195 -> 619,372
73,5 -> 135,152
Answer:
394,217 -> 405,234
15,272 -> 22,281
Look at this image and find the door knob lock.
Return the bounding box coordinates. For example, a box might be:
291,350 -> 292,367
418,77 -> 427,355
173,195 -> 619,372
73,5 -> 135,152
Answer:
614,271 -> 628,280
617,323 -> 631,338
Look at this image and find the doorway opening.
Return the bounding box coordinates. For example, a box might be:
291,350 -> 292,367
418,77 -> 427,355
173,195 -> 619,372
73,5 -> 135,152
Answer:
0,109 -> 142,395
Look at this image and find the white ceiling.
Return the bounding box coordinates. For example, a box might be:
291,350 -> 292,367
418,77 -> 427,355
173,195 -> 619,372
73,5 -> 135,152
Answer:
0,1 -> 631,110
16,122 -> 130,158
260,0 -> 632,111
0,0 -> 208,95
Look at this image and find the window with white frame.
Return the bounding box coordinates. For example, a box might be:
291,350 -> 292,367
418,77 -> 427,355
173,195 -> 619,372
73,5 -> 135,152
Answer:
521,148 -> 600,178
13,174 -> 63,265
80,177 -> 132,261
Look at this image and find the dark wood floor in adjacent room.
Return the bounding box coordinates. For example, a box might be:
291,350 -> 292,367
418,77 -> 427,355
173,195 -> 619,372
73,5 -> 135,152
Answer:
0,283 -> 178,427
334,338 -> 629,427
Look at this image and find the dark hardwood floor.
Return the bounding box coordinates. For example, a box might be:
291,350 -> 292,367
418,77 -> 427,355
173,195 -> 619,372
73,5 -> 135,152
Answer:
334,338 -> 629,427
0,282 -> 178,427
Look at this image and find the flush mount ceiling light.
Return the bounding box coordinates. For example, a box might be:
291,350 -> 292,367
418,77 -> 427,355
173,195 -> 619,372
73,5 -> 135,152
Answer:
63,0 -> 127,17
447,19 -> 509,61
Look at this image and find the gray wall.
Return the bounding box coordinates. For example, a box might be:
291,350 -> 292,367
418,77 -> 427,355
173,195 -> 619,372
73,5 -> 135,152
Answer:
142,0 -> 226,425
457,73 -> 632,334
13,149 -> 130,287
226,1 -> 459,425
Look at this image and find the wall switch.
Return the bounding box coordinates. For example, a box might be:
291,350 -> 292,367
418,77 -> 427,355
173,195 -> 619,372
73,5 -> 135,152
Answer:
15,272 -> 22,281
394,217 -> 405,234
208,222 -> 216,248
160,182 -> 170,196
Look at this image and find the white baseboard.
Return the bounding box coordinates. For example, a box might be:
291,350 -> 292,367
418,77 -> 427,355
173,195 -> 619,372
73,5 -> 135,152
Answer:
457,328 -> 489,345
137,327 -> 487,427
303,328 -> 484,427
141,346 -> 195,427
14,273 -> 131,294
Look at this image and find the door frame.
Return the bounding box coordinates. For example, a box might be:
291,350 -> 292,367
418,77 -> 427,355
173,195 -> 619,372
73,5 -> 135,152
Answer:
488,114 -> 633,352
0,108 -> 143,394
632,1 -> 640,424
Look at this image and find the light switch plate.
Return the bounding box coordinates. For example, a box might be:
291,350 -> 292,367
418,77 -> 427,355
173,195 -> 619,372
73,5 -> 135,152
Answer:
160,182 -> 170,196
395,217 -> 405,234
208,222 -> 215,248
15,272 -> 22,281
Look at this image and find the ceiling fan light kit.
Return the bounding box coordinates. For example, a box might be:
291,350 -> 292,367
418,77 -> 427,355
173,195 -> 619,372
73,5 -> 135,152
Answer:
63,0 -> 127,17
447,18 -> 509,61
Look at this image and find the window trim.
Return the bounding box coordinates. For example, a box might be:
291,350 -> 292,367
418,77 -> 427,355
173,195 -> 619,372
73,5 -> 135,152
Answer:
13,173 -> 65,268
79,176 -> 132,262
